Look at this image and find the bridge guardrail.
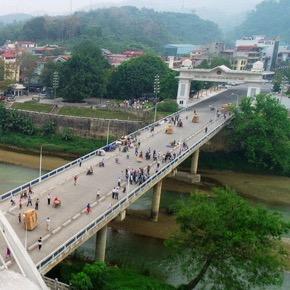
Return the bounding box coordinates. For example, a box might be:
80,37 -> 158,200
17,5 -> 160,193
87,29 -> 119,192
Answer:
0,99 -> 207,202
36,116 -> 232,273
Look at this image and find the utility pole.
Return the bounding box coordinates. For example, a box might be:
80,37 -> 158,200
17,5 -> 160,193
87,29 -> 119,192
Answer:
153,74 -> 160,123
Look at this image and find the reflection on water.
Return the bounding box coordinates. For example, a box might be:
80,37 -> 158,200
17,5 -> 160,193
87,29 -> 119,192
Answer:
2,161 -> 290,289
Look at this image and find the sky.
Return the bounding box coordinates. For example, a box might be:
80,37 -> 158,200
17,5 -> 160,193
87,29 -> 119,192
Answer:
0,0 -> 264,16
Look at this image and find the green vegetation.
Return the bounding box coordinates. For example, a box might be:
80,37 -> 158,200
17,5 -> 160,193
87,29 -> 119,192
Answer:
12,101 -> 53,113
232,94 -> 290,174
234,0 -> 290,42
0,7 -> 221,51
0,104 -> 107,156
166,187 -> 290,290
108,55 -> 178,100
50,260 -> 174,290
58,106 -> 140,121
0,131 -> 107,156
157,99 -> 179,114
59,41 -> 110,102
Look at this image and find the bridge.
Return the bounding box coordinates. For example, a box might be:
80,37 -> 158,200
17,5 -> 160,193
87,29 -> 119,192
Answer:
0,90 -> 246,289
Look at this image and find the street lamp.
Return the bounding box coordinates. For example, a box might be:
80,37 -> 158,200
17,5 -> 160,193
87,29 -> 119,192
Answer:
153,74 -> 160,122
52,71 -> 59,99
106,119 -> 111,146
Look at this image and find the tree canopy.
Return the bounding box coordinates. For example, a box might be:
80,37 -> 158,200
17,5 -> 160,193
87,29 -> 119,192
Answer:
58,41 -> 109,102
166,187 -> 290,290
0,7 -> 222,52
108,54 -> 177,100
232,94 -> 290,173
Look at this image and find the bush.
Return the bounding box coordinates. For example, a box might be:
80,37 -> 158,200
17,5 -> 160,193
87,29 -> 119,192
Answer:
61,127 -> 73,141
83,261 -> 107,286
42,121 -> 56,135
70,272 -> 93,290
157,99 -> 179,113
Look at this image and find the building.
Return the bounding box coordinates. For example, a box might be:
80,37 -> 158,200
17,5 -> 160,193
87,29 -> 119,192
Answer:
164,44 -> 201,57
1,50 -> 20,82
102,49 -> 144,67
233,36 -> 280,71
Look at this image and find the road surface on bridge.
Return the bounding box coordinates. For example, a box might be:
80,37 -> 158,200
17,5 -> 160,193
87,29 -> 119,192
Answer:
0,89 -> 245,273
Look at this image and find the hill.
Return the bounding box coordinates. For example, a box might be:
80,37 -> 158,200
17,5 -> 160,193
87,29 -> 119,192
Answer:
0,6 -> 222,52
234,0 -> 290,41
0,13 -> 32,24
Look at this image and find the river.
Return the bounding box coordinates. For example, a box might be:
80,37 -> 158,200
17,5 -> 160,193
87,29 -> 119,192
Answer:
1,161 -> 290,289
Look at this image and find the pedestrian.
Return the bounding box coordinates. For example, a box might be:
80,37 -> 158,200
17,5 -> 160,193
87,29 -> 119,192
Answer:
27,195 -> 32,207
18,212 -> 21,223
5,247 -> 11,259
46,217 -> 51,231
86,203 -> 91,214
79,159 -> 82,167
96,189 -> 101,200
10,197 -> 15,206
47,193 -> 51,205
118,178 -> 121,187
35,198 -> 39,210
38,237 -> 42,250
74,175 -> 78,186
28,186 -> 33,195
123,186 -> 126,193
205,127 -> 208,133
19,198 -> 22,210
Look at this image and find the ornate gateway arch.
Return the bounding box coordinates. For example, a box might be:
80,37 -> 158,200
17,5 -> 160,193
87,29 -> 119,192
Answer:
176,65 -> 274,107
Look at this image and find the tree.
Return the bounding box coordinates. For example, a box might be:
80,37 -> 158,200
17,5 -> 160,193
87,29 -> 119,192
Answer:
20,52 -> 38,91
232,94 -> 290,173
22,17 -> 47,41
108,54 -> 175,99
70,272 -> 93,290
59,41 -> 109,102
40,61 -> 61,88
0,59 -> 13,92
166,187 -> 290,290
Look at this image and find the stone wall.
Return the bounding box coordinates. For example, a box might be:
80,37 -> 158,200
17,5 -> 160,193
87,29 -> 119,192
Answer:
18,110 -> 145,138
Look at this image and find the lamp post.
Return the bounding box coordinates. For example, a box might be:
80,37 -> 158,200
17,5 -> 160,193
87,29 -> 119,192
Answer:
52,71 -> 59,99
106,119 -> 111,146
39,145 -> 43,179
153,74 -> 160,123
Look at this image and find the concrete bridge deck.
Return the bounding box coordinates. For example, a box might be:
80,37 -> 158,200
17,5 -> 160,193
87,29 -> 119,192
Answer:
0,90 -> 242,274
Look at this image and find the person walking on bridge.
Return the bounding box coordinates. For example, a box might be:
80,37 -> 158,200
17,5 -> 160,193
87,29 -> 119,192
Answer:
74,175 -> 78,186
27,195 -> 32,207
47,193 -> 51,205
46,217 -> 51,231
35,198 -> 39,210
38,237 -> 42,250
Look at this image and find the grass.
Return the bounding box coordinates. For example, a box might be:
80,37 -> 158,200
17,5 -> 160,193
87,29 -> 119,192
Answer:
0,131 -> 108,156
12,101 -> 53,113
58,106 -> 141,121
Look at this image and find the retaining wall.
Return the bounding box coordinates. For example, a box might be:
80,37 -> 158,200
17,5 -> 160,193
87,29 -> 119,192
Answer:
17,110 -> 145,138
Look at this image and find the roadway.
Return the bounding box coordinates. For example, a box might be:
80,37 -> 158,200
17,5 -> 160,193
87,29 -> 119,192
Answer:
0,88 -> 247,273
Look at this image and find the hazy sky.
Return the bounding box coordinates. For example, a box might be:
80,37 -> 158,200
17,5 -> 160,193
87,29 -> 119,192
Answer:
0,0 -> 263,15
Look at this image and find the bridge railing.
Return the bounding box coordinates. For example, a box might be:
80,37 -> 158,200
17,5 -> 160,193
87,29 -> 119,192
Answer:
0,100 -> 203,202
36,116 -> 231,273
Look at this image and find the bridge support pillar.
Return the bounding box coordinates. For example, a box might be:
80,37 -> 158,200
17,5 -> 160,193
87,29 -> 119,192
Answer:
151,180 -> 163,222
191,149 -> 200,175
95,226 -> 107,261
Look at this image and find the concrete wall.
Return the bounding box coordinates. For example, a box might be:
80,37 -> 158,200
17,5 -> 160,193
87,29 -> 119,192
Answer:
18,110 -> 145,138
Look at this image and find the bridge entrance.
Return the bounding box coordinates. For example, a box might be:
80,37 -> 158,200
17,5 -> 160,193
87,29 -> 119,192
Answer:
176,65 -> 274,107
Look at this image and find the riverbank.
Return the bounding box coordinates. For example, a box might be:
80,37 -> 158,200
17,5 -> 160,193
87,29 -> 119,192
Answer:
0,132 -> 109,160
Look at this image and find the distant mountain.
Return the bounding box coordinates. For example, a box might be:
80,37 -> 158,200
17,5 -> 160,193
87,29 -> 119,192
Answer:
0,13 -> 32,24
0,7 -> 222,51
234,0 -> 290,42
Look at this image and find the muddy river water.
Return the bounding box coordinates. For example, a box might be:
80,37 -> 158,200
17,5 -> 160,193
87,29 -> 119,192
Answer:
1,149 -> 290,289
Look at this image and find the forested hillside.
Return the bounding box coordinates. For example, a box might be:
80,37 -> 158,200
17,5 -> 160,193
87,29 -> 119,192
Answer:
234,0 -> 290,41
0,6 -> 221,52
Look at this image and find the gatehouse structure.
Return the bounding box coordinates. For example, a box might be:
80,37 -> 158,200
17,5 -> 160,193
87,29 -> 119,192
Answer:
176,65 -> 274,107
